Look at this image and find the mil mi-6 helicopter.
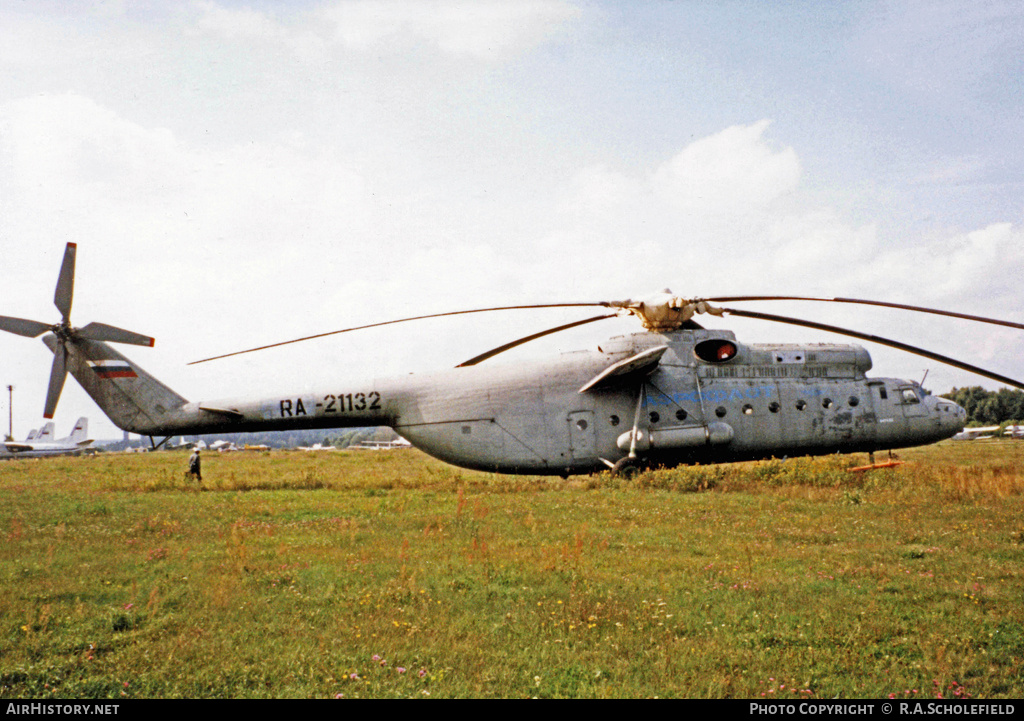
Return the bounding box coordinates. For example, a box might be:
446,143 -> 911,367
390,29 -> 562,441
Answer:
5,243 -> 1024,477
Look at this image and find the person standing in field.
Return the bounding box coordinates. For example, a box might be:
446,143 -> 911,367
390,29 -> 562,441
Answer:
187,448 -> 202,482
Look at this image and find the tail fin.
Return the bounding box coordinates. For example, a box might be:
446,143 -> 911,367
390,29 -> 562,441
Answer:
44,335 -> 190,435
67,417 -> 88,443
26,429 -> 38,441
36,422 -> 55,441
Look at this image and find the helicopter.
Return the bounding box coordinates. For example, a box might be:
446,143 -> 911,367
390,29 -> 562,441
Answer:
4,243 -> 1023,477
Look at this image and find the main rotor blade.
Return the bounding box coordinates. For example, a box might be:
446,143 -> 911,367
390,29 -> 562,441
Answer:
0,315 -> 52,338
721,307 -> 1024,390
77,322 -> 155,347
706,295 -> 1024,331
456,314 -> 618,367
188,303 -> 607,365
43,344 -> 67,420
53,242 -> 77,324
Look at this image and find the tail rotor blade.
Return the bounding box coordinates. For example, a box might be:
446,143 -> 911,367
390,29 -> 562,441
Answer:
53,242 -> 77,323
43,345 -> 68,419
77,322 -> 155,347
0,315 -> 52,338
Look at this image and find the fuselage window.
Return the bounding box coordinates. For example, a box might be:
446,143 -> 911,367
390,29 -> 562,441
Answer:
675,409 -> 687,422
796,400 -> 807,411
715,406 -> 727,418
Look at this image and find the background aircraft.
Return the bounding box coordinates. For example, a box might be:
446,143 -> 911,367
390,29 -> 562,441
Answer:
34,422 -> 55,442
952,424 -> 1024,441
951,425 -> 1002,441
0,417 -> 92,459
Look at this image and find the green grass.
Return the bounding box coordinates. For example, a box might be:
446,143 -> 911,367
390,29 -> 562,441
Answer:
1,443 -> 1022,698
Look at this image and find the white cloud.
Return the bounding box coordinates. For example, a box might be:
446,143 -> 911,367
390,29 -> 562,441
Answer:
1,94 -> 185,205
877,222 -> 1024,303
558,164 -> 642,215
0,93 -> 369,343
317,0 -> 581,60
190,0 -> 581,61
545,121 -> 826,296
651,120 -> 801,216
556,120 -> 803,247
192,1 -> 287,42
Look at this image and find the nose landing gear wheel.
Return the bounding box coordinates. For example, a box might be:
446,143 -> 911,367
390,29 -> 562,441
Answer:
611,456 -> 641,479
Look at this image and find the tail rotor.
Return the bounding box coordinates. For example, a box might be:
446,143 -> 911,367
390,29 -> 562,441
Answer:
0,243 -> 155,418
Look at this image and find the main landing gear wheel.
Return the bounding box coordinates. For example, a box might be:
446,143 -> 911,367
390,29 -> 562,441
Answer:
611,456 -> 642,479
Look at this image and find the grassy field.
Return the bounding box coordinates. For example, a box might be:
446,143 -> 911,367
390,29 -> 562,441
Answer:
1,442 -> 1022,699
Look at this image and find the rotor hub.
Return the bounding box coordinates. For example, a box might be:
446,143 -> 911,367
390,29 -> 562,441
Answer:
607,291 -> 724,331
52,322 -> 73,342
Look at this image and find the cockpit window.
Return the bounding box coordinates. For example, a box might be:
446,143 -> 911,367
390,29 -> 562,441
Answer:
901,388 -> 920,405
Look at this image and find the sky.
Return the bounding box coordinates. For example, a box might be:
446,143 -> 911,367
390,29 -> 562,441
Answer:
2,0 -> 1023,440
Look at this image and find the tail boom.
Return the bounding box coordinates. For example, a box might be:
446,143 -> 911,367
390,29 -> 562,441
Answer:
47,335 -> 395,437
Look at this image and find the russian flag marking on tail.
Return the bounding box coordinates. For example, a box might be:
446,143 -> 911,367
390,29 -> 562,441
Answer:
88,360 -> 138,379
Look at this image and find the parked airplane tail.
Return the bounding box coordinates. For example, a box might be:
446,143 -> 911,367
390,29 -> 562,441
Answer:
66,417 -> 89,443
36,421 -> 55,442
43,335 -> 189,435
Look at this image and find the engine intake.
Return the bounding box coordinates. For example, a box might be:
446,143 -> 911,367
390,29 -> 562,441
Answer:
694,339 -> 738,363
